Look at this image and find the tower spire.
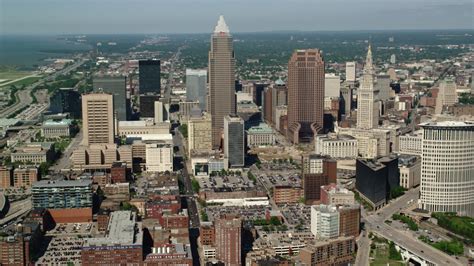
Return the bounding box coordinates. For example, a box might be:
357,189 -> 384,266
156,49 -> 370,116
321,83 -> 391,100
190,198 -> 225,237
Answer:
214,15 -> 230,34
364,43 -> 374,74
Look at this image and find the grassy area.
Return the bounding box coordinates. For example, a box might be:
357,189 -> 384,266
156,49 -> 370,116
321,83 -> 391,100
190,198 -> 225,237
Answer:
432,212 -> 474,243
0,69 -> 32,80
370,241 -> 405,266
1,76 -> 42,88
418,235 -> 464,256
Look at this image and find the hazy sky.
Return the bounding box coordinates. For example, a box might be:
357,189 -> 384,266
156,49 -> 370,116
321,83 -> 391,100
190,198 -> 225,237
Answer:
1,0 -> 472,34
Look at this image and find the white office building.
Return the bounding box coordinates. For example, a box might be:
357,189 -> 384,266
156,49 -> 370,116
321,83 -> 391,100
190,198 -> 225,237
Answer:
311,204 -> 340,239
419,121 -> 474,217
324,74 -> 341,98
345,62 -> 356,82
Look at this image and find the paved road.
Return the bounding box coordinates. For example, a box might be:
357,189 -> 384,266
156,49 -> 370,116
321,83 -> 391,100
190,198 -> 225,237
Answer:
355,232 -> 371,266
0,59 -> 87,118
361,187 -> 462,266
0,197 -> 32,226
50,129 -> 83,173
164,47 -> 182,100
173,126 -> 200,228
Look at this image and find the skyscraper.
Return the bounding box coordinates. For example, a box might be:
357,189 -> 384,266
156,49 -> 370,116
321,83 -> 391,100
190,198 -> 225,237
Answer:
224,115 -> 244,168
419,121 -> 474,217
357,44 -> 379,130
345,62 -> 356,82
186,69 -> 208,111
215,216 -> 242,266
82,93 -> 114,146
93,76 -> 130,121
139,59 -> 161,95
287,49 -> 325,143
139,94 -> 160,118
209,15 -> 236,149
435,78 -> 458,114
49,88 -> 82,119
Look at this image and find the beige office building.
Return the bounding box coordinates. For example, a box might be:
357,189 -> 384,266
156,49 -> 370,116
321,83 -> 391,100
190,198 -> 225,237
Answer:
188,113 -> 212,156
82,93 -> 114,146
435,78 -> 458,114
209,16 -> 236,149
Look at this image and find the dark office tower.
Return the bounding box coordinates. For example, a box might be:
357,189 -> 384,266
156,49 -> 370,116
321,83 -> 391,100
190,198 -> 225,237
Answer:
49,88 -> 82,119
262,87 -> 273,124
139,59 -> 161,95
253,83 -> 268,107
302,154 -> 336,204
209,15 -> 236,149
340,85 -> 352,117
235,80 -> 242,92
287,49 -> 325,143
93,76 -> 129,121
355,156 -> 399,210
139,94 -> 160,118
224,115 -> 244,168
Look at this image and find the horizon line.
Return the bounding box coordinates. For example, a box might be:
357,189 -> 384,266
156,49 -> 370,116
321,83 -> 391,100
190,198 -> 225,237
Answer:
1,28 -> 473,36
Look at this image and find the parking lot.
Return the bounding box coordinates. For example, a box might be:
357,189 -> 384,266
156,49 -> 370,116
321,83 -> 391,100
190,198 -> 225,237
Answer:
36,237 -> 83,265
46,223 -> 94,236
204,205 -> 271,222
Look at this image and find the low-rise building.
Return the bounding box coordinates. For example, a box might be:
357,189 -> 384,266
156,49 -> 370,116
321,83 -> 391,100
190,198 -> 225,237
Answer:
398,155 -> 421,189
82,211 -> 143,265
315,134 -> 358,159
11,142 -> 55,164
145,143 -> 173,172
299,236 -> 356,266
273,186 -> 303,205
32,179 -> 93,223
320,183 -> 355,205
117,120 -> 170,137
13,167 -> 38,188
0,166 -> 13,189
71,144 -> 132,171
247,123 -> 275,147
398,130 -> 422,156
41,119 -> 72,138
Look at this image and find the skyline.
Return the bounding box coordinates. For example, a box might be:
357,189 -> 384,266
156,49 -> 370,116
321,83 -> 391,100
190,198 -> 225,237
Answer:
1,0 -> 472,34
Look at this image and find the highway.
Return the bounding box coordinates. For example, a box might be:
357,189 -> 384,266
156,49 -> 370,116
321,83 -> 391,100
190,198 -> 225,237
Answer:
358,187 -> 462,266
0,59 -> 87,118
0,197 -> 32,227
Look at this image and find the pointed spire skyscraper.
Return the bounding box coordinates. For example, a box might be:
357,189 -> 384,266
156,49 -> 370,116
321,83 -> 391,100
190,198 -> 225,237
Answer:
357,44 -> 379,129
209,15 -> 236,149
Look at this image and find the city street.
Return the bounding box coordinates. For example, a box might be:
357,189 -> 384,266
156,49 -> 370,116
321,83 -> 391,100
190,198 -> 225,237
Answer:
360,187 -> 463,266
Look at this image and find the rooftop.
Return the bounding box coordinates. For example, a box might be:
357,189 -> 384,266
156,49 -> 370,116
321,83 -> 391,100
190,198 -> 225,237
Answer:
43,119 -> 73,126
420,121 -> 474,127
247,123 -> 274,134
84,211 -> 143,247
33,179 -> 92,188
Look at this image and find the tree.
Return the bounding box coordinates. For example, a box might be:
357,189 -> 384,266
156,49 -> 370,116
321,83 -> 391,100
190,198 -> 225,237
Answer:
388,241 -> 402,260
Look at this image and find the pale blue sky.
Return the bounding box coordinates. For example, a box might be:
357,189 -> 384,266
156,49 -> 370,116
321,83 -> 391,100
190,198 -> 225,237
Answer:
1,0 -> 472,34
